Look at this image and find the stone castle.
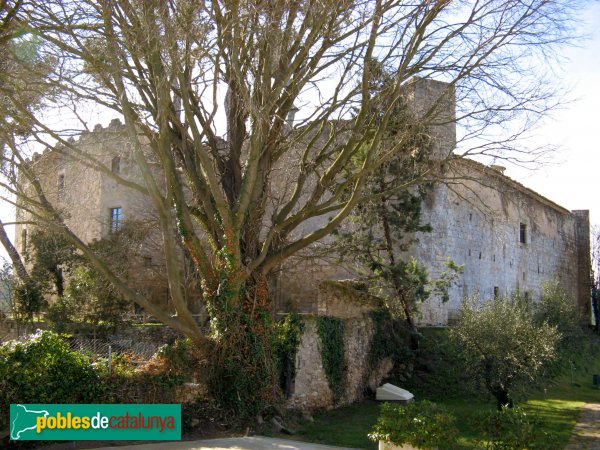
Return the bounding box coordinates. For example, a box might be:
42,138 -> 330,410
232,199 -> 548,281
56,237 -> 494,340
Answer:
275,80 -> 591,324
14,79 -> 591,327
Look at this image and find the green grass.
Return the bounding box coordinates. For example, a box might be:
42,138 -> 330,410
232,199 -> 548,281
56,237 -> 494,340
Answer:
282,381 -> 598,449
281,401 -> 380,449
282,329 -> 600,449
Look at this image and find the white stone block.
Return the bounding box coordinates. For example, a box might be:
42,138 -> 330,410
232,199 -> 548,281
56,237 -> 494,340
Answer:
376,383 -> 414,402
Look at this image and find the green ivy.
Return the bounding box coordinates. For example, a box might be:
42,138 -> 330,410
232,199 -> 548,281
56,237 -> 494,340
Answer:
273,313 -> 304,397
316,316 -> 346,399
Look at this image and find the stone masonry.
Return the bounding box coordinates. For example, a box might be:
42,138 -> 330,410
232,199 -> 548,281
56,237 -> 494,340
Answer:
288,314 -> 397,410
275,80 -> 591,324
13,78 -> 591,326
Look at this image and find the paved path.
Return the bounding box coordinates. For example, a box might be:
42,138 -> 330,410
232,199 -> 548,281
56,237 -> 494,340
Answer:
565,403 -> 600,450
88,437 -> 356,450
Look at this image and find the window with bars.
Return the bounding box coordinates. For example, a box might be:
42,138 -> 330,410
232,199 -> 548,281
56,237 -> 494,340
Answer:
109,207 -> 123,232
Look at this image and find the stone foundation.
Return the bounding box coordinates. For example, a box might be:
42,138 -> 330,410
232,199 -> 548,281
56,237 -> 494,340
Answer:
287,314 -> 398,410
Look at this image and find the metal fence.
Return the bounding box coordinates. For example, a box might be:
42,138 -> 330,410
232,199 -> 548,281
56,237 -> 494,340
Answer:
69,335 -> 164,360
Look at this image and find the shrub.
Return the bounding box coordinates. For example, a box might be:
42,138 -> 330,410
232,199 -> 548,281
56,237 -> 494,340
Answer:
475,407 -> 556,449
369,400 -> 458,449
101,339 -> 200,404
11,279 -> 43,325
450,296 -> 560,410
46,295 -> 78,332
535,280 -> 583,344
0,331 -> 104,430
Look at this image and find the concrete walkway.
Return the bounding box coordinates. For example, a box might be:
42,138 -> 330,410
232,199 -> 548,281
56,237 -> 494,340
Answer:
565,403 -> 600,449
89,437 -> 357,450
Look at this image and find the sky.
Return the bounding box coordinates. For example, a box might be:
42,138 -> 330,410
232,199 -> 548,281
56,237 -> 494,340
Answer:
505,3 -> 600,228
1,3 -> 599,260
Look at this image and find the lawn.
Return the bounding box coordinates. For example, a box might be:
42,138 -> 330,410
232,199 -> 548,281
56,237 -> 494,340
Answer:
281,329 -> 600,449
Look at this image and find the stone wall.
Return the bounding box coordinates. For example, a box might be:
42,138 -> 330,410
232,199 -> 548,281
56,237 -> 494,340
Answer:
274,79 -> 591,324
287,314 -> 396,410
413,160 -> 591,325
13,120 -> 180,311
274,77 -> 457,316
317,280 -> 384,318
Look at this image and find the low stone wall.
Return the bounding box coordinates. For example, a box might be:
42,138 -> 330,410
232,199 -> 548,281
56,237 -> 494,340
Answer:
288,314 -> 395,410
317,281 -> 384,319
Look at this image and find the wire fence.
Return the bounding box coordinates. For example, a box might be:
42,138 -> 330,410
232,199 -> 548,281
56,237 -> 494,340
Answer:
69,336 -> 164,360
0,323 -> 166,362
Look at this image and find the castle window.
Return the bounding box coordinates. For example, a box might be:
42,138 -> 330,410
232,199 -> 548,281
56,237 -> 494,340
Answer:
21,229 -> 27,254
143,256 -> 152,267
494,286 -> 499,300
111,156 -> 120,174
109,207 -> 123,232
519,222 -> 527,244
57,174 -> 65,199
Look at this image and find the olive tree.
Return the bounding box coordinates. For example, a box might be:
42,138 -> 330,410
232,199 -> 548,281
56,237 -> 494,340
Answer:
0,0 -> 580,413
451,296 -> 560,410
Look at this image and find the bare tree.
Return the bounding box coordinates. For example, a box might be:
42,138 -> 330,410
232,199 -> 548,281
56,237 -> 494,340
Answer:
0,0 -> 54,281
0,0 -> 579,412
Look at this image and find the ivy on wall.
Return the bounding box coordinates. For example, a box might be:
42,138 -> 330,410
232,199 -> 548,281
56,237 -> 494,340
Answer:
273,313 -> 305,397
316,316 -> 346,399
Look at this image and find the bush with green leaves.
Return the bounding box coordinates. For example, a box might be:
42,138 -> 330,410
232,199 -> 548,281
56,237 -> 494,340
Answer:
46,295 -> 78,332
474,406 -> 556,449
369,400 -> 458,449
11,279 -> 44,325
154,338 -> 196,384
451,296 -> 560,410
0,331 -> 104,430
535,280 -> 583,344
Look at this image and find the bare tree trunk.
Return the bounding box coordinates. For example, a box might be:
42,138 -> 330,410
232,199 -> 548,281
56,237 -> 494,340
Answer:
0,220 -> 30,282
490,385 -> 514,411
